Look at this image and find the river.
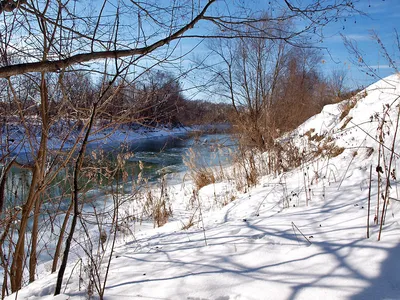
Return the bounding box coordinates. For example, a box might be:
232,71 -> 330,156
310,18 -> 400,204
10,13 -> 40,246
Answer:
0,131 -> 236,288
5,132 -> 236,208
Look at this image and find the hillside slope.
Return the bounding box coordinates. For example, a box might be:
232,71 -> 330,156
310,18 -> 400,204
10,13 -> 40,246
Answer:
7,74 -> 400,300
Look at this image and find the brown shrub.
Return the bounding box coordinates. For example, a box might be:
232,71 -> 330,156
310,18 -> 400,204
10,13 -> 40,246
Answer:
339,99 -> 357,120
340,116 -> 353,130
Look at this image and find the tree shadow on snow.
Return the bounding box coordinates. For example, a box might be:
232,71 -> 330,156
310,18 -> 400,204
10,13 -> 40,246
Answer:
105,184 -> 400,299
351,243 -> 400,300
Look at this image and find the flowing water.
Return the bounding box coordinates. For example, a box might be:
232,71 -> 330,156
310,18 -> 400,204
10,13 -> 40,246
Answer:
0,132 -> 236,286
117,132 -> 234,183
5,132 -> 235,207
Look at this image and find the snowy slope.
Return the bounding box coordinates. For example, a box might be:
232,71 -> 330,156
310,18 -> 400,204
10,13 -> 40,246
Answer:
6,74 -> 400,300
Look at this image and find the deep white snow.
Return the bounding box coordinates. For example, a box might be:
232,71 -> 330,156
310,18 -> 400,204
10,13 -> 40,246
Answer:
5,74 -> 400,300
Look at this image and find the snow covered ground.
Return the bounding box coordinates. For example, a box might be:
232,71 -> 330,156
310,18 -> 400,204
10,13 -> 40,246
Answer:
6,74 -> 400,299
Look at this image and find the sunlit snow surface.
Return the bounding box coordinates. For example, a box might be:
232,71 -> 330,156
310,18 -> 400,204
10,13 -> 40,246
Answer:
7,74 -> 400,300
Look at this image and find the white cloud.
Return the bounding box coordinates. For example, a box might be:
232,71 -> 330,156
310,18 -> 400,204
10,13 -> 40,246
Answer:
326,33 -> 371,43
367,65 -> 392,69
342,34 -> 371,41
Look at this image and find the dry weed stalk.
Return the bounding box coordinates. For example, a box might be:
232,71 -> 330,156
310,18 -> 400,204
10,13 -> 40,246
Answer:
139,175 -> 172,228
184,148 -> 216,190
378,101 -> 400,240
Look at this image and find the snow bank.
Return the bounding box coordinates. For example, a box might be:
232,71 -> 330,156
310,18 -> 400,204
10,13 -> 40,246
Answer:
6,74 -> 400,300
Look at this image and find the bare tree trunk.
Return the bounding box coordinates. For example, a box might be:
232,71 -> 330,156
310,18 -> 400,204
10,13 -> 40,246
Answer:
54,103 -> 97,295
10,173 -> 40,291
0,159 -> 14,213
10,73 -> 49,292
0,218 -> 12,299
29,197 -> 42,282
51,200 -> 73,273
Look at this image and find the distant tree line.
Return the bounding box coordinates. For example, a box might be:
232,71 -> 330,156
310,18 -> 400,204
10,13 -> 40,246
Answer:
0,70 -> 232,128
208,27 -> 355,149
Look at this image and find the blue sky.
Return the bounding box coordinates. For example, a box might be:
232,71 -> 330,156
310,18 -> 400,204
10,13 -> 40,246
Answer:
173,0 -> 400,99
320,0 -> 400,89
118,0 -> 399,100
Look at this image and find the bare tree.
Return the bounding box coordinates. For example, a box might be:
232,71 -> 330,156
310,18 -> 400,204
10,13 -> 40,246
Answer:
272,47 -> 329,132
0,0 -> 361,296
329,67 -> 349,98
207,21 -> 329,148
205,19 -> 289,149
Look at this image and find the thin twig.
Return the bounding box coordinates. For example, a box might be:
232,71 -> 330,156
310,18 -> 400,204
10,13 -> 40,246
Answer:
367,165 -> 372,238
291,222 -> 312,245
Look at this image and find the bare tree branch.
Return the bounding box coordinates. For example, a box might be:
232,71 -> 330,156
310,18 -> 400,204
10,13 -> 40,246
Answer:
0,0 -> 215,78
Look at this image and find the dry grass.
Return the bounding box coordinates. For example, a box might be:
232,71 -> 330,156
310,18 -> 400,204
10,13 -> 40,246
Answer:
303,129 -> 326,143
140,177 -> 173,228
181,208 -> 197,230
328,146 -> 345,158
313,137 -> 345,158
302,128 -> 315,139
231,146 -> 263,191
184,148 -> 217,190
311,133 -> 326,142
365,147 -> 374,158
338,90 -> 367,121
153,199 -> 171,227
339,99 -> 357,120
193,170 -> 216,190
340,116 -> 353,130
